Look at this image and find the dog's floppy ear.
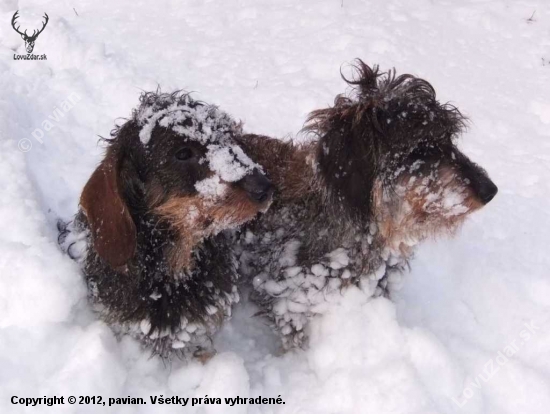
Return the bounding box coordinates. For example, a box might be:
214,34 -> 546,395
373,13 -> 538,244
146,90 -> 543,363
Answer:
303,63 -> 389,221
305,96 -> 379,222
80,122 -> 142,268
305,59 -> 465,222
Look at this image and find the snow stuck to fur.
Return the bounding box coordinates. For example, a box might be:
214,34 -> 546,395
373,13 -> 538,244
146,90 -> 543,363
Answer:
242,220 -> 408,349
2,1 -> 550,413
205,144 -> 260,182
119,284 -> 240,357
136,92 -> 260,183
195,175 -> 228,200
136,93 -> 237,146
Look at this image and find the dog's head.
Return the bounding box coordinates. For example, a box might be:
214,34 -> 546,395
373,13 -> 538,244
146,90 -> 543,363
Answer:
80,91 -> 273,271
306,61 -> 497,247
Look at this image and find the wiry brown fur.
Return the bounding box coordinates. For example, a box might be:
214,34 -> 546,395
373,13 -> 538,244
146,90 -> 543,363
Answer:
235,135 -> 318,202
237,60 -> 498,349
154,186 -> 266,272
59,91 -> 273,359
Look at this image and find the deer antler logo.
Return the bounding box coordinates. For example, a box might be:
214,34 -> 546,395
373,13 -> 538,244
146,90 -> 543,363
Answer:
11,11 -> 49,54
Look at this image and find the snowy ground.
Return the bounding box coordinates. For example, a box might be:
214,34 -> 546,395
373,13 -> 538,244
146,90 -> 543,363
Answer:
1,0 -> 550,413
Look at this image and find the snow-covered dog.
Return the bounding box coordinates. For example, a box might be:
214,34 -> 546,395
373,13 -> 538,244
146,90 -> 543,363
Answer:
59,91 -> 273,358
237,61 -> 498,349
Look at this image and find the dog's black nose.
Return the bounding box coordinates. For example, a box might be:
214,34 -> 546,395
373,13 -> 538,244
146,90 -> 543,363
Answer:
476,179 -> 498,204
239,169 -> 274,203
459,157 -> 498,205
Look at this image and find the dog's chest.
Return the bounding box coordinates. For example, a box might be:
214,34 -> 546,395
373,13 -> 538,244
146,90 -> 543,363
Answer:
238,203 -> 411,347
241,204 -> 408,285
60,216 -> 241,357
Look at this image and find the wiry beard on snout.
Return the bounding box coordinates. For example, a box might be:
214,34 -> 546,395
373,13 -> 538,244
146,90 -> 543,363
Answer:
373,166 -> 484,252
154,186 -> 267,275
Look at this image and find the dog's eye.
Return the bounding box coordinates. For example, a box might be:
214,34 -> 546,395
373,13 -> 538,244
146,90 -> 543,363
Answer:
175,148 -> 194,161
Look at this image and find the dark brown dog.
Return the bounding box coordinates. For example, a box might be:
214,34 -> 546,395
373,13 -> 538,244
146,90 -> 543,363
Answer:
60,91 -> 273,358
237,61 -> 498,349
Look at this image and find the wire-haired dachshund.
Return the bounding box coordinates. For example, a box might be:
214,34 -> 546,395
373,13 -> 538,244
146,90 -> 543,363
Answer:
60,91 -> 273,358
237,61 -> 498,349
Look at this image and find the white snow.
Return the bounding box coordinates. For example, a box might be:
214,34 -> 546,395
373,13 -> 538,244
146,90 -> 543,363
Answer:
205,143 -> 259,183
1,1 -> 550,414
278,239 -> 301,268
134,92 -> 261,184
137,96 -> 236,146
195,175 -> 228,200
